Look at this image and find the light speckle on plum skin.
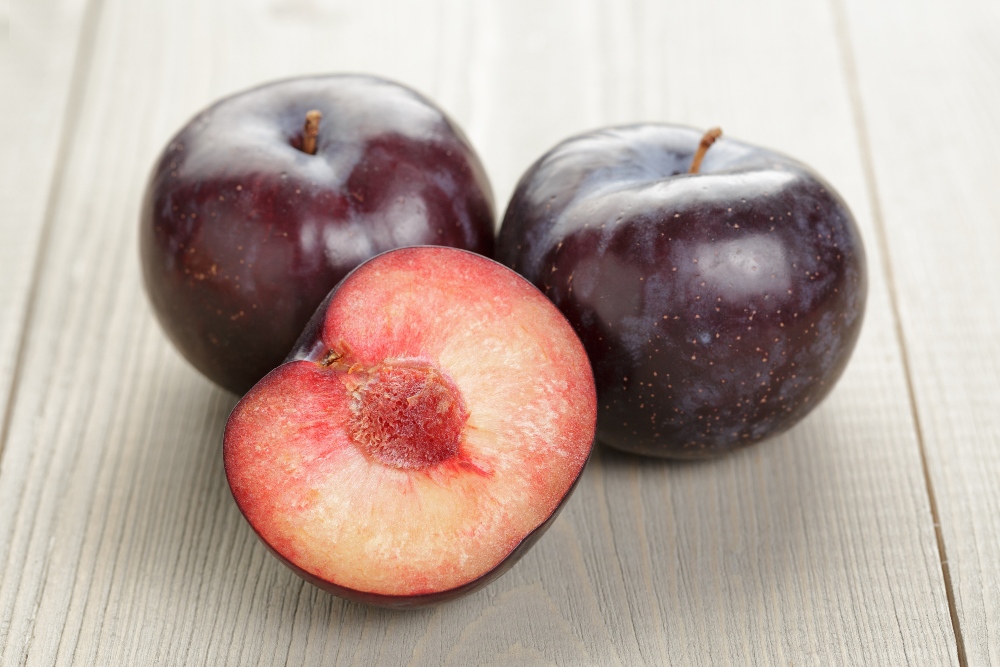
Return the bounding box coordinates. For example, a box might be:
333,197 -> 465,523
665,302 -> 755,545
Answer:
497,124 -> 867,458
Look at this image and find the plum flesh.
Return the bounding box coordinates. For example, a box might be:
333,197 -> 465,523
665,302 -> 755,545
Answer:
223,247 -> 596,606
498,125 -> 867,458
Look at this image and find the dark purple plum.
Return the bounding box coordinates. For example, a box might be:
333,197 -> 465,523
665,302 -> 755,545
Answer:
497,125 -> 867,458
141,75 -> 495,394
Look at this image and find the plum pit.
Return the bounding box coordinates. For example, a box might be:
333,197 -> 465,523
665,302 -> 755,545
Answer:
345,361 -> 468,470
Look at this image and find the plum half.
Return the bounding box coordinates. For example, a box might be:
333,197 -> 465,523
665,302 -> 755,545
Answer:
497,125 -> 867,458
223,247 -> 596,607
141,75 -> 495,394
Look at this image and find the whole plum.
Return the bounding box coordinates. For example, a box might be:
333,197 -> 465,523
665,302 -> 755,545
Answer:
497,125 -> 867,458
141,75 -> 495,394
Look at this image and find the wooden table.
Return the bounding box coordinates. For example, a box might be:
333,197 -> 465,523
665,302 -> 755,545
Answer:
2,0 -> 997,664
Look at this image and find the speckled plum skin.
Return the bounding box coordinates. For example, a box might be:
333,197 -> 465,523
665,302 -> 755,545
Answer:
141,75 -> 495,394
497,125 -> 867,458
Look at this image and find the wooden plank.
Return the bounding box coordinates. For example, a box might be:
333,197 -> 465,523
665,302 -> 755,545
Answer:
0,0 -> 91,446
841,0 -> 1000,663
0,0 -> 960,665
0,3 -> 95,662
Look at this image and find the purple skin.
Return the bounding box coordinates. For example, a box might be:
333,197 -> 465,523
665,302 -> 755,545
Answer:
497,125 -> 867,458
141,75 -> 495,394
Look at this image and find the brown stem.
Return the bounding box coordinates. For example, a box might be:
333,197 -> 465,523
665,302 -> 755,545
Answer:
688,127 -> 722,174
302,110 -> 322,155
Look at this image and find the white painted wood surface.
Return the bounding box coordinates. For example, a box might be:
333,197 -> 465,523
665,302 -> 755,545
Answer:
0,0 -> 91,451
843,0 -> 1000,664
0,0 -> 995,664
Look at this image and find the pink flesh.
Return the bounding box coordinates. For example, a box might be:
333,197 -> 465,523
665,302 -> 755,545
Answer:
224,247 -> 596,597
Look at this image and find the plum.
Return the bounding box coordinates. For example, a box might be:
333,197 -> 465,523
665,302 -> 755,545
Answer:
497,125 -> 867,458
223,247 -> 596,606
141,75 -> 495,394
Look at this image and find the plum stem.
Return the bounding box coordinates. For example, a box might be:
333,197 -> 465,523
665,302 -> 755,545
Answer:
302,110 -> 322,155
688,127 -> 723,174
321,349 -> 343,366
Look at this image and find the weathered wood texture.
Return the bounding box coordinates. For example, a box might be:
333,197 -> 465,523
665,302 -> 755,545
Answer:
0,0 -> 91,450
843,0 -> 1000,664
0,0 -> 993,664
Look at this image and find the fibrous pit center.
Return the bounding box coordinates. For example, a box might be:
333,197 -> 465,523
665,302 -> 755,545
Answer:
347,362 -> 468,470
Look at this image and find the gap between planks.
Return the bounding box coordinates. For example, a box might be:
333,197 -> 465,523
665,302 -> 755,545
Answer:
828,0 -> 968,664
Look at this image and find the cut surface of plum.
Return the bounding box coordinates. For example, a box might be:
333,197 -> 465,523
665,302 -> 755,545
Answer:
223,247 -> 596,605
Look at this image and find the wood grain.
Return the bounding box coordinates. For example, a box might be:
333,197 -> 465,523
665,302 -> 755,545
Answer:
842,0 -> 1000,663
0,0 -> 973,664
0,0 -> 91,452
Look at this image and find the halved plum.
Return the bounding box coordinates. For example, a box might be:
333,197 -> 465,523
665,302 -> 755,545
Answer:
223,246 -> 596,607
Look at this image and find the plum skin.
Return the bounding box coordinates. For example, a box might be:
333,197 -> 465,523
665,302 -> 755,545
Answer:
497,125 -> 868,458
140,74 -> 495,395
